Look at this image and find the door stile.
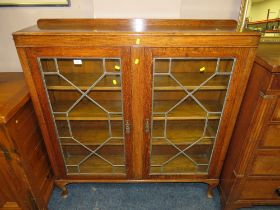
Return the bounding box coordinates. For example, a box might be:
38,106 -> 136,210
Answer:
142,48 -> 153,178
120,47 -> 134,178
130,47 -> 151,179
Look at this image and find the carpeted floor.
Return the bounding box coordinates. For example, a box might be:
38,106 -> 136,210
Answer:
48,183 -> 280,210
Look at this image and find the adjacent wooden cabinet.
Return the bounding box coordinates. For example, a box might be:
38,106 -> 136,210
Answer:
0,73 -> 53,210
220,44 -> 280,209
13,19 -> 260,197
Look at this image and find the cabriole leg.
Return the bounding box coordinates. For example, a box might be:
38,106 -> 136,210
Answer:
55,181 -> 69,198
207,183 -> 218,198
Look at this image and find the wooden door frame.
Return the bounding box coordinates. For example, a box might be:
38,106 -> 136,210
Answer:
142,47 -> 257,180
18,46 -> 133,180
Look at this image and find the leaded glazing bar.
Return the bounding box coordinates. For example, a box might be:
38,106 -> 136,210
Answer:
38,57 -> 126,175
150,57 -> 236,175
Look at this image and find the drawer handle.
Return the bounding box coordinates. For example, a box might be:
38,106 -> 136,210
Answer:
276,188 -> 280,196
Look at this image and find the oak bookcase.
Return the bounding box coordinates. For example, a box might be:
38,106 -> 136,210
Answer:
13,19 -> 260,198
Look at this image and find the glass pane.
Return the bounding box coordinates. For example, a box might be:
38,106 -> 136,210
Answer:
193,90 -> 227,113
96,142 -> 125,165
55,120 -> 70,137
69,97 -> 108,119
48,90 -> 81,113
171,59 -> 217,90
45,75 -> 70,89
72,121 -> 110,144
57,58 -> 104,89
202,75 -> 230,90
88,90 -> 122,113
62,141 -> 91,166
39,57 -> 125,175
166,120 -> 206,144
151,143 -> 177,166
150,57 -> 235,175
167,97 -> 207,119
206,119 -> 220,137
153,90 -> 187,113
79,154 -> 113,174
93,75 -> 121,90
152,120 -> 165,137
105,59 -> 121,73
40,58 -> 57,72
163,154 -> 197,173
218,59 -> 234,72
185,138 -> 214,165
67,166 -> 79,174
155,59 -> 170,73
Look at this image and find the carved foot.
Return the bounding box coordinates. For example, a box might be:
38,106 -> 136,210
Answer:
207,183 -> 218,199
55,181 -> 69,198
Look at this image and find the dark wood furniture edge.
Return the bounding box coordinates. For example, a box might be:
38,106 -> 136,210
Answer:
209,48 -> 258,178
0,73 -> 30,124
255,49 -> 280,73
219,44 -> 280,210
16,47 -> 66,177
36,18 -> 238,28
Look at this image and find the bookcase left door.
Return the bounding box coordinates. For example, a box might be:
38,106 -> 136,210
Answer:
25,47 -> 133,179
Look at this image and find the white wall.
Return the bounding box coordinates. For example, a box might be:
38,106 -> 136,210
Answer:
0,0 -> 243,72
0,0 -> 93,72
93,0 -> 181,18
250,0 -> 280,21
180,0 -> 241,19
93,0 -> 242,19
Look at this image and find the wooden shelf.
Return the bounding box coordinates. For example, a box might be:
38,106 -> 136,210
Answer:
46,73 -> 121,91
65,154 -> 125,174
150,138 -> 212,173
248,18 -> 280,25
150,154 -> 209,174
46,72 -> 229,91
57,120 -> 123,145
154,73 -> 229,91
52,98 -> 221,121
153,100 -> 222,120
152,119 -> 218,145
152,138 -> 214,145
61,137 -> 124,146
53,100 -> 123,120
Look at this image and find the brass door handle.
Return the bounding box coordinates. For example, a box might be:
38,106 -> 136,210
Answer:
125,120 -> 130,134
145,119 -> 150,133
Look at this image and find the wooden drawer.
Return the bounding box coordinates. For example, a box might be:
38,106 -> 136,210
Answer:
272,99 -> 280,122
259,124 -> 280,148
240,178 -> 280,200
250,150 -> 280,176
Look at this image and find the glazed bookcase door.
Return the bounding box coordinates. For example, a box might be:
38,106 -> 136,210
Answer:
146,48 -> 236,175
28,47 -> 132,177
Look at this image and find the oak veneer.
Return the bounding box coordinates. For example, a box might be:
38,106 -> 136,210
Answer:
13,19 -> 260,198
220,43 -> 280,209
0,73 -> 53,210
